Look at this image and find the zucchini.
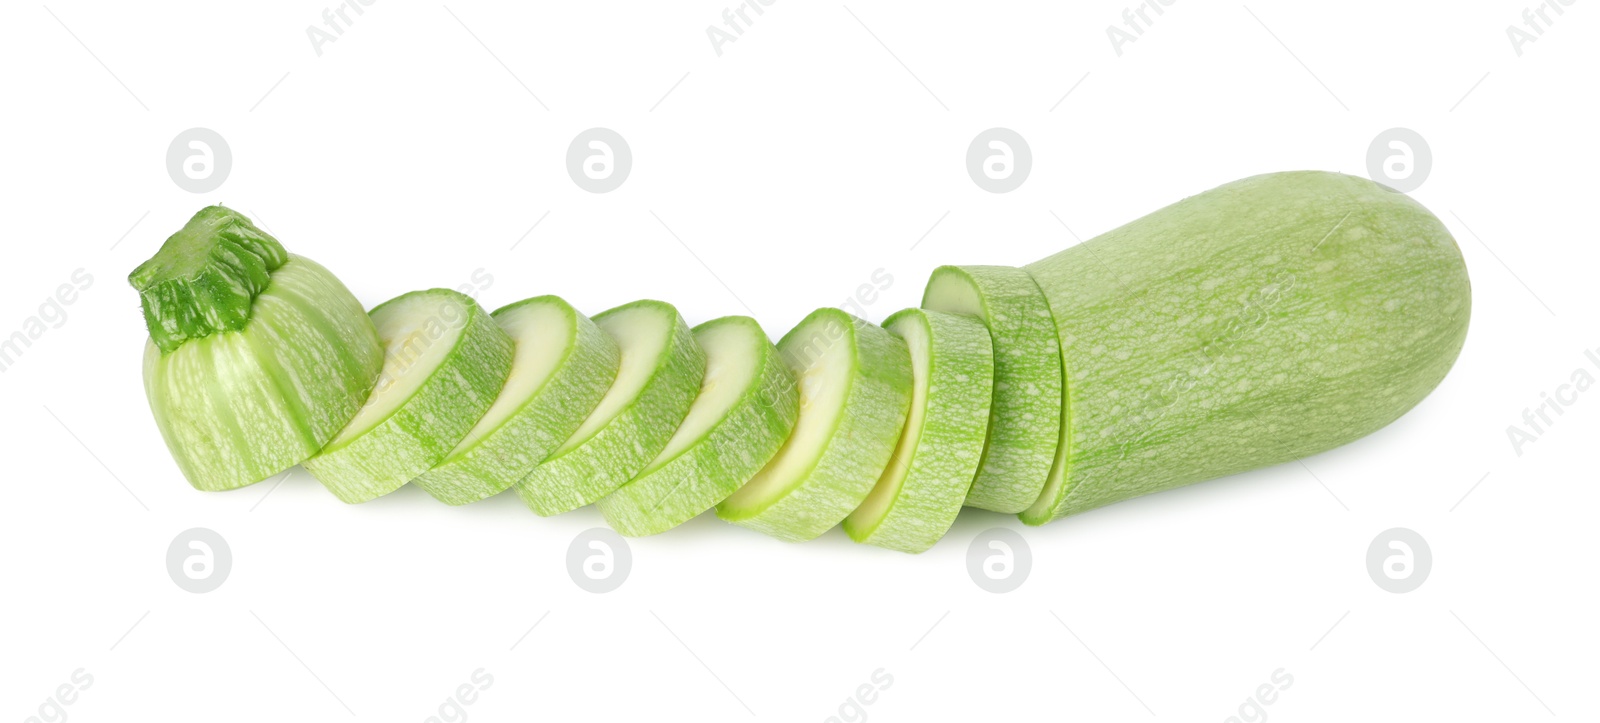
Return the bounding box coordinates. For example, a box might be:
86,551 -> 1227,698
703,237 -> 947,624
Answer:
303,289 -> 514,503
598,316 -> 799,536
132,207 -> 383,491
130,171 -> 1471,551
516,300 -> 706,516
717,309 -> 913,542
1021,171 -> 1471,523
844,308 -> 994,553
413,295 -> 621,505
922,265 -> 1062,513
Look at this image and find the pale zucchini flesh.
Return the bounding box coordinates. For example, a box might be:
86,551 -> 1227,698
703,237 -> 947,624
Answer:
598,316 -> 798,536
303,289 -> 514,503
516,300 -> 706,516
845,309 -> 994,553
412,296 -> 621,505
717,308 -> 913,542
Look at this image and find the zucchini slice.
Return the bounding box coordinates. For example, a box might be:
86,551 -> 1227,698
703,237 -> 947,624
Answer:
413,295 -> 620,505
516,300 -> 706,516
717,308 -> 913,542
922,265 -> 1062,513
844,308 -> 994,553
303,289 -> 513,503
599,316 -> 798,536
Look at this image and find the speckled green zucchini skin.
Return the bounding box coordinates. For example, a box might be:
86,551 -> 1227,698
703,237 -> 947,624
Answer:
921,265 -> 1062,513
140,256 -> 383,491
131,206 -> 384,492
1022,171 -> 1471,523
844,308 -> 994,553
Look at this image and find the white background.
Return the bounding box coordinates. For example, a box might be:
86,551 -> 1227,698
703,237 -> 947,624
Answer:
1,1 -> 1595,721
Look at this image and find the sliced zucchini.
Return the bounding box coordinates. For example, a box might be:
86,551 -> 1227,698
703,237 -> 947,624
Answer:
516,300 -> 705,516
717,308 -> 913,542
922,265 -> 1062,513
598,316 -> 798,536
844,308 -> 994,553
303,289 -> 513,503
412,296 -> 620,505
